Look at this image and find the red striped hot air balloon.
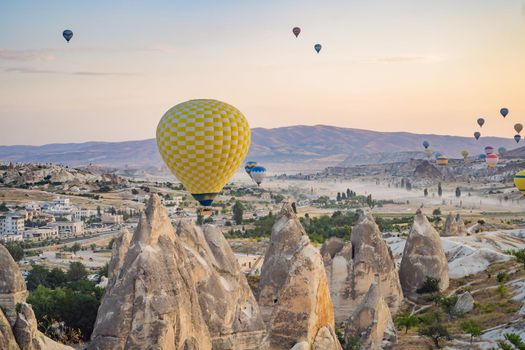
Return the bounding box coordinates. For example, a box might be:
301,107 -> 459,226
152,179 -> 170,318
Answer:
486,154 -> 499,168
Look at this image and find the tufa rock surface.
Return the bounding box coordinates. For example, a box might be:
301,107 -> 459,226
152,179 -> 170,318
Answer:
0,244 -> 72,350
399,210 -> 449,297
176,221 -> 266,350
89,195 -> 213,350
442,213 -> 468,237
344,283 -> 396,350
321,212 -> 403,322
259,202 -> 342,350
453,292 -> 474,315
89,194 -> 266,350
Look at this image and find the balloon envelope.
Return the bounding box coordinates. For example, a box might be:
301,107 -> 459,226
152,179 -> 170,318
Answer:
250,166 -> 266,185
63,29 -> 73,42
156,99 -> 251,206
515,134 -> 522,143
486,154 -> 498,168
515,123 -> 523,134
244,161 -> 258,175
422,141 -> 430,149
314,44 -> 322,53
478,154 -> 486,160
436,156 -> 448,166
500,108 -> 509,118
292,27 -> 301,37
498,147 -> 507,156
477,118 -> 485,127
484,146 -> 494,155
474,132 -> 481,140
461,150 -> 469,159
514,170 -> 525,195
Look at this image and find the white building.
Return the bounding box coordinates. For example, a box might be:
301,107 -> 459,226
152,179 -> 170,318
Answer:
55,221 -> 84,237
0,214 -> 25,235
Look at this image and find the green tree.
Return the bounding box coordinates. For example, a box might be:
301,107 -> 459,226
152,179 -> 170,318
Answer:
346,188 -> 351,199
69,243 -> 81,254
497,283 -> 508,298
96,206 -> 101,217
436,295 -> 458,320
419,323 -> 451,348
438,182 -> 443,197
497,272 -> 509,283
395,313 -> 419,334
508,249 -> 525,269
46,268 -> 67,289
0,202 -> 9,212
336,192 -> 341,201
232,201 -> 244,225
27,265 -> 50,291
432,208 -> 442,216
455,187 -> 461,198
496,333 -> 525,350
291,202 -> 297,214
67,262 -> 88,282
4,242 -> 24,262
461,320 -> 481,344
424,188 -> 428,197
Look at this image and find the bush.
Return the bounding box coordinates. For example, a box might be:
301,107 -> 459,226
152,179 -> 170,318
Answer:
497,272 -> 508,283
417,276 -> 441,294
67,262 -> 88,282
4,242 -> 24,262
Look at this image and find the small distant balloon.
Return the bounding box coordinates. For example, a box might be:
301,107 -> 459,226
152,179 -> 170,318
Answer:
63,29 -> 73,42
314,44 -> 322,53
515,134 -> 522,143
486,154 -> 499,168
474,131 -> 481,140
479,154 -> 486,160
422,141 -> 430,149
500,108 -> 509,118
484,146 -> 494,155
498,147 -> 507,157
292,27 -> 301,38
461,149 -> 469,160
515,123 -> 523,134
477,118 -> 485,127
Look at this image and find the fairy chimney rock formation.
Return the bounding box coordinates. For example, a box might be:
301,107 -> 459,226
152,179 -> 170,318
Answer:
89,195 -> 213,350
89,194 -> 266,350
0,244 -> 72,350
399,210 -> 449,297
321,212 -> 403,322
259,202 -> 342,350
442,213 -> 468,237
344,283 -> 396,350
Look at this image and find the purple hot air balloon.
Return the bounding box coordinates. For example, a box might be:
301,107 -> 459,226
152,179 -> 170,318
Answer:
477,118 -> 485,127
515,134 -> 521,143
292,27 -> 301,38
474,131 -> 481,140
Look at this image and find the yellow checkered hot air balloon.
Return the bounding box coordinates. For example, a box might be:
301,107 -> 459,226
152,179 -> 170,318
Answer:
514,170 -> 525,196
156,99 -> 251,206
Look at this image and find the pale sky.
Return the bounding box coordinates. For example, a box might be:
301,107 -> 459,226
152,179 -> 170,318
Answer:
1,0 -> 524,145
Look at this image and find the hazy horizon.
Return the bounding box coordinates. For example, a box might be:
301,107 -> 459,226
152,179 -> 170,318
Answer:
1,0 -> 525,145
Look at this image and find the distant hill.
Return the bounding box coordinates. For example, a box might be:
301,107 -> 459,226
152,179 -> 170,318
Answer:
0,125 -> 520,171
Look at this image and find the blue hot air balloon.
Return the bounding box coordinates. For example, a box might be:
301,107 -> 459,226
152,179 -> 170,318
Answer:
314,44 -> 322,53
515,134 -> 521,143
434,152 -> 443,159
478,154 -> 486,160
63,30 -> 73,42
250,166 -> 266,186
422,141 -> 430,149
500,108 -> 509,118
474,131 -> 481,140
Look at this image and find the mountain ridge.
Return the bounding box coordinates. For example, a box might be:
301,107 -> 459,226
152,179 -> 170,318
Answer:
0,125 -> 521,171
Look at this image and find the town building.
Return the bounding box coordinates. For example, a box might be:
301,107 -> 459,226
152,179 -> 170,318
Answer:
55,221 -> 84,237
101,213 -> 123,225
23,224 -> 59,241
0,214 -> 25,235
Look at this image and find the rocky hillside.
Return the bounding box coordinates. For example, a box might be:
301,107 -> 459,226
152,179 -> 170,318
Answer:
0,125 -> 519,171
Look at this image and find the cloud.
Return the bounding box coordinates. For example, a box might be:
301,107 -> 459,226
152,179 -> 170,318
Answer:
3,67 -> 135,76
0,49 -> 56,61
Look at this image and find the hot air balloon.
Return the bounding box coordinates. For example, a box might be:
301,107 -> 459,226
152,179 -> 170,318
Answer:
244,161 -> 258,175
314,44 -> 322,53
434,152 -> 443,159
156,99 -> 251,206
477,118 -> 485,127
474,132 -> 481,140
486,154 -> 499,168
498,147 -> 507,157
515,123 -> 523,134
461,149 -> 469,160
436,156 -> 448,166
514,169 -> 525,195
422,141 -> 430,149
500,108 -> 509,118
424,148 -> 433,159
250,166 -> 266,186
484,146 -> 494,155
478,154 -> 486,160
515,134 -> 522,143
292,27 -> 301,37
62,29 -> 73,42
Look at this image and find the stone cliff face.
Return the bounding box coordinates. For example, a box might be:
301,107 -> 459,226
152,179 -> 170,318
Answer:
344,283 -> 396,350
0,244 -> 72,350
89,194 -> 266,350
321,212 -> 403,322
399,210 -> 449,297
259,203 -> 342,350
